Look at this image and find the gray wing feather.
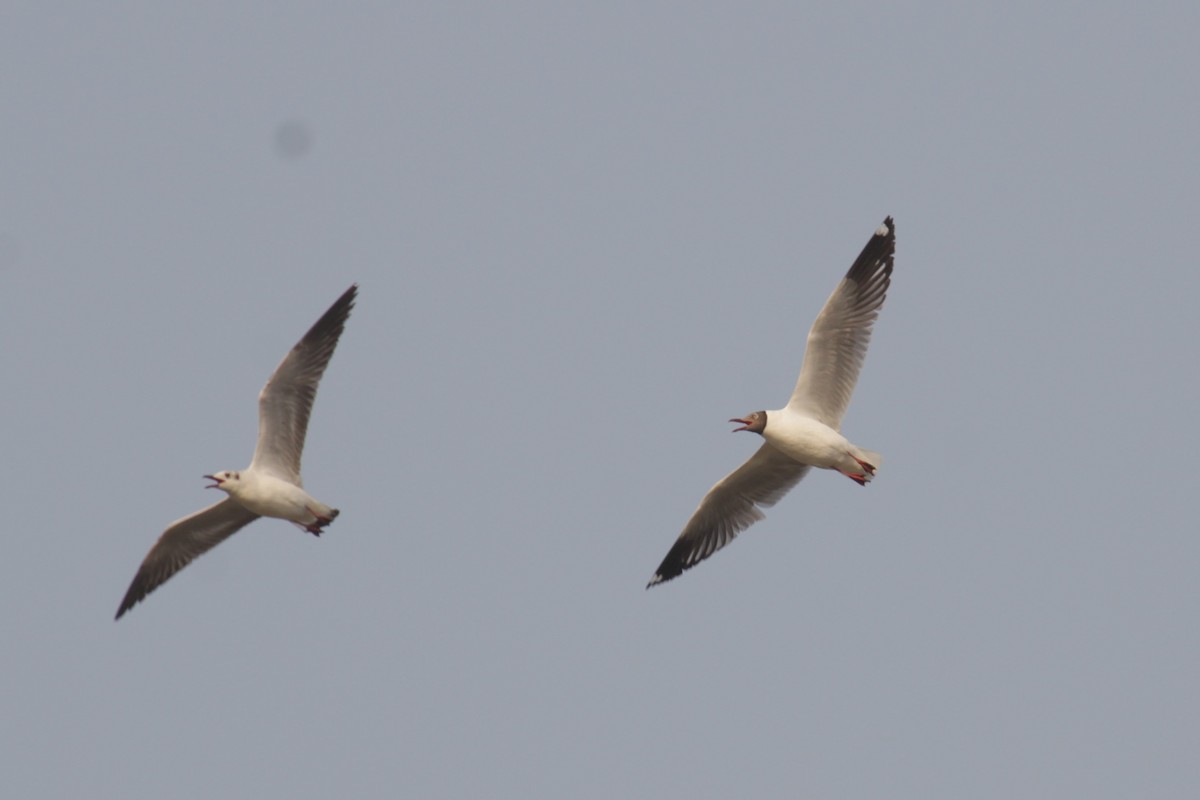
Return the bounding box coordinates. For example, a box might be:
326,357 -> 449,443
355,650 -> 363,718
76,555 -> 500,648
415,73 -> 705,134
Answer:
115,498 -> 260,619
787,218 -> 894,428
250,284 -> 356,482
648,444 -> 811,586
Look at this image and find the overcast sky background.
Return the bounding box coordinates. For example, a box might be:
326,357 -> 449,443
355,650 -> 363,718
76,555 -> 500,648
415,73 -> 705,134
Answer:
3,3 -> 1199,797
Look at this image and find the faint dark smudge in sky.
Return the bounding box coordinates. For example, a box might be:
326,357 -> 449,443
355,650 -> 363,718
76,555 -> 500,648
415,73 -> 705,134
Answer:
274,120 -> 313,160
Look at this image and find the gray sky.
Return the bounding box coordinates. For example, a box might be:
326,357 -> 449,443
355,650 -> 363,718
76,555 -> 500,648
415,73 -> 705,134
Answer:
3,3 -> 1199,797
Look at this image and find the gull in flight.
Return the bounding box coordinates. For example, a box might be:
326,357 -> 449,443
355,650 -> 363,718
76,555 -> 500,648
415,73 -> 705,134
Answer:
115,284 -> 357,619
648,218 -> 894,587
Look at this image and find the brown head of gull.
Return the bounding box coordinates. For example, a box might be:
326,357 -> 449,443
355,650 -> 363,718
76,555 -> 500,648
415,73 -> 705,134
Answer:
729,412 -> 767,434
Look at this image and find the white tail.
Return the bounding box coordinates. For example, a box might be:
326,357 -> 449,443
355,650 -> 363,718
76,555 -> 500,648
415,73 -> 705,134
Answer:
855,448 -> 883,475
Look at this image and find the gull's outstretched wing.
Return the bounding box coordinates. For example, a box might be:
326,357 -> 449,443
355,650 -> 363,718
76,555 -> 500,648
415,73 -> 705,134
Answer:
787,218 -> 893,429
250,284 -> 356,483
648,444 -> 811,587
115,498 -> 260,619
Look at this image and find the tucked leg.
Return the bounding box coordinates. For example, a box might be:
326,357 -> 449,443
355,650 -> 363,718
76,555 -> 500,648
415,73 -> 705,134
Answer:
838,470 -> 869,486
849,453 -> 877,475
304,506 -> 337,536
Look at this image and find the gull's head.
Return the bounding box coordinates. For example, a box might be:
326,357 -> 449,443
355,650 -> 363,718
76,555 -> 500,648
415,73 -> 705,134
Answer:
729,411 -> 767,434
204,471 -> 241,491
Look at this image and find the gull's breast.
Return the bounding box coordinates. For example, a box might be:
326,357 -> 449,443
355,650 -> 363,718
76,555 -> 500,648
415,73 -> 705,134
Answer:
762,411 -> 850,468
233,472 -> 317,524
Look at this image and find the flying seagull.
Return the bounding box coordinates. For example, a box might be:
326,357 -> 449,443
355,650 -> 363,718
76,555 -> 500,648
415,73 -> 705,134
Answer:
115,284 -> 357,619
648,218 -> 894,587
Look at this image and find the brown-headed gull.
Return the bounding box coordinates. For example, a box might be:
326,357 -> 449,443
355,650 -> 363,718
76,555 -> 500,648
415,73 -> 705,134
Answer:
115,284 -> 357,619
648,218 -> 894,587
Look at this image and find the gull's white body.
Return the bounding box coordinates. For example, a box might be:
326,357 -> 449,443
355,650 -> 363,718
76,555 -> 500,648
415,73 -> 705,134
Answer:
759,412 -> 881,477
213,470 -> 337,528
115,284 -> 357,619
648,218 -> 895,587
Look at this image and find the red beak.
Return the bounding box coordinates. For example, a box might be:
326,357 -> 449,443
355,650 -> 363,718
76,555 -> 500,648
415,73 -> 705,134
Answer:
203,474 -> 222,489
729,417 -> 752,432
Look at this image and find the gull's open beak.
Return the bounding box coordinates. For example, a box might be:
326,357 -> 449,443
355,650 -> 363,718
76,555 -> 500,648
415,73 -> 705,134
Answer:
729,417 -> 752,433
203,474 -> 222,489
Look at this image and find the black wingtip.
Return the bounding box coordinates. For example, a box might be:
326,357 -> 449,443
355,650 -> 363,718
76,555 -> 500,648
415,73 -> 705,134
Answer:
843,216 -> 896,286
327,284 -> 358,323
114,595 -> 136,621
114,578 -> 149,620
868,217 -> 895,248
324,283 -> 359,321
646,545 -> 691,589
293,284 -> 359,360
114,564 -> 163,621
874,216 -> 895,245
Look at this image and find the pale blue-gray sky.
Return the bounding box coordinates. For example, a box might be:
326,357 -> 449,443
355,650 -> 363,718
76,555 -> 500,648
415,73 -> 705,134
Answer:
3,3 -> 1199,797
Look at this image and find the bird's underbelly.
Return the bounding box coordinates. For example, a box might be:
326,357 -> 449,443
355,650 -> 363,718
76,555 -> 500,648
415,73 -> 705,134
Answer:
235,478 -> 322,523
763,418 -> 854,469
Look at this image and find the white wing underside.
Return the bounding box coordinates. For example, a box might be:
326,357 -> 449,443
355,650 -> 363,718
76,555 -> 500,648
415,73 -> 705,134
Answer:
649,444 -> 812,585
787,219 -> 894,429
115,498 -> 261,618
249,285 -> 357,483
